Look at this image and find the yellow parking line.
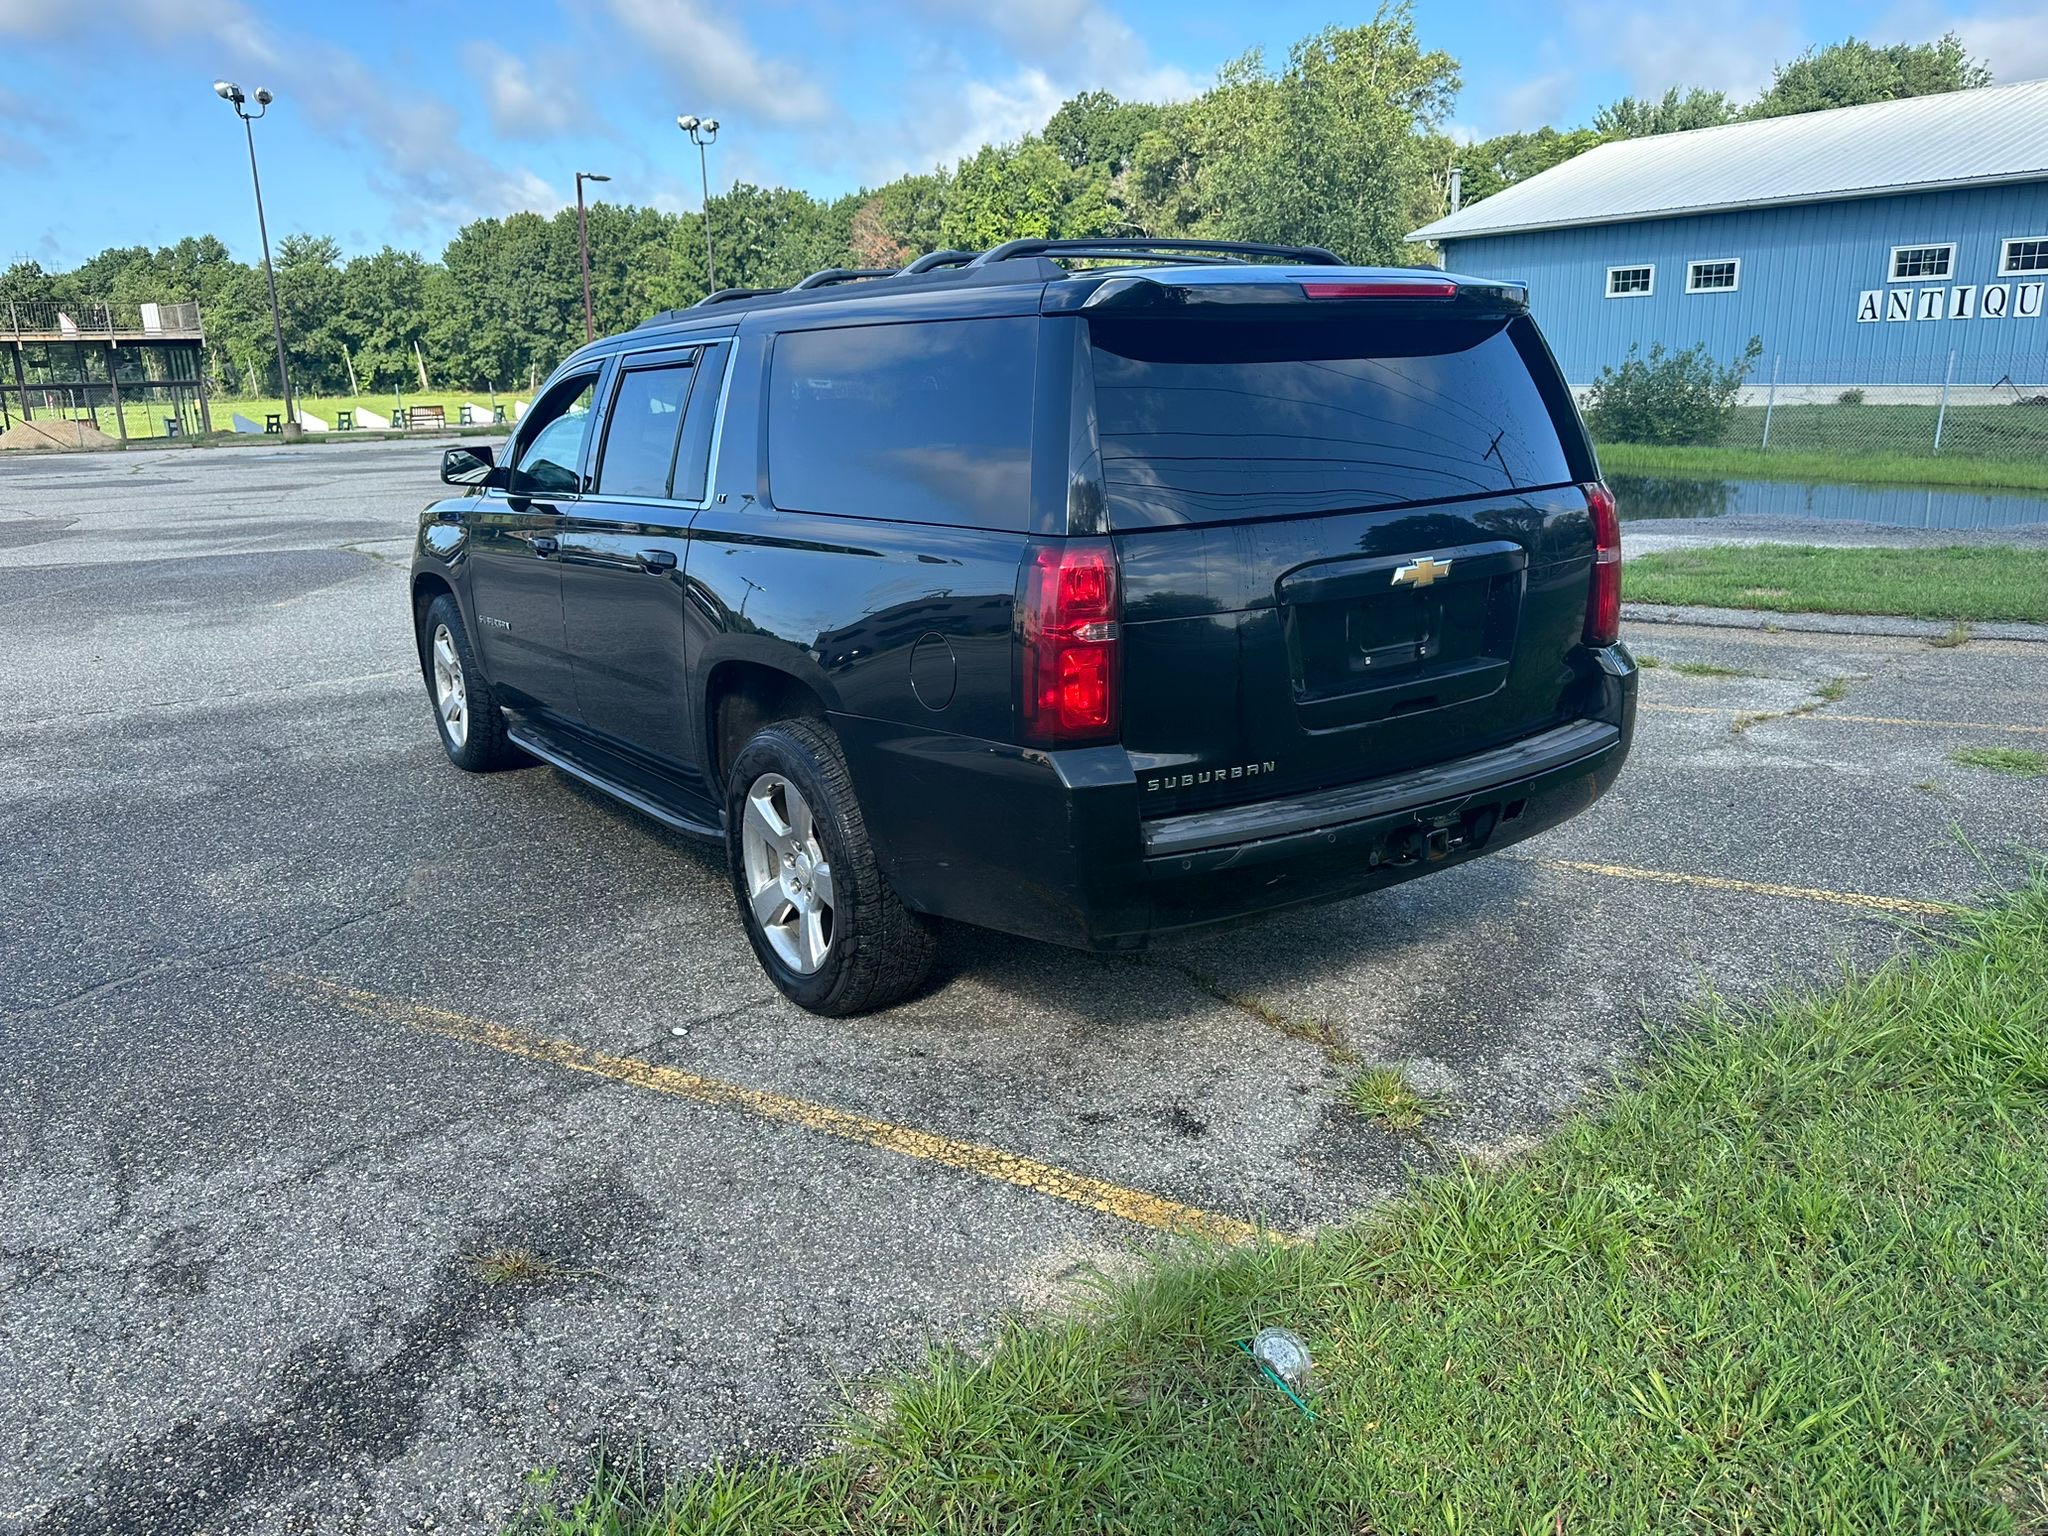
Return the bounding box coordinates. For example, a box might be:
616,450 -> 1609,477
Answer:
1521,858 -> 1960,917
1642,702 -> 2048,735
270,971 -> 1271,1245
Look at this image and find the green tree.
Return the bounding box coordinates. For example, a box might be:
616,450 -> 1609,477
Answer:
339,246 -> 433,391
849,172 -> 950,267
1593,87 -> 1737,137
1043,90 -> 1166,175
940,139 -> 1114,249
1454,126 -> 1607,206
1745,34 -> 1991,118
1199,5 -> 1458,263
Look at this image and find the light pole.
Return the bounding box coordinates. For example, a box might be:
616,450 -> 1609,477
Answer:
213,80 -> 294,429
676,115 -> 721,292
575,171 -> 610,343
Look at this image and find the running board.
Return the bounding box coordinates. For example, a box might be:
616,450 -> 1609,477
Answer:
507,724 -> 725,841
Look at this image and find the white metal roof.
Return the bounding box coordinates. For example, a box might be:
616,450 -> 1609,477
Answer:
1409,78 -> 2048,243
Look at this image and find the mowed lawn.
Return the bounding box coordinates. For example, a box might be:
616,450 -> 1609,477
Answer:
1598,441 -> 2048,494
1624,544 -> 2048,623
514,880 -> 2048,1535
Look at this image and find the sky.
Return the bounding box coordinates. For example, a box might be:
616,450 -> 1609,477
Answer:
3,0 -> 2045,271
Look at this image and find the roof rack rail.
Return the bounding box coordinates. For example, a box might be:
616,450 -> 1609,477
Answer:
693,286 -> 784,308
792,267 -> 898,290
970,237 -> 1345,267
901,249 -> 980,273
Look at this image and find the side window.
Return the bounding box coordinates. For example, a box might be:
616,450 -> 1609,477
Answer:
595,359 -> 696,498
671,345 -> 729,503
768,317 -> 1036,530
509,374 -> 599,497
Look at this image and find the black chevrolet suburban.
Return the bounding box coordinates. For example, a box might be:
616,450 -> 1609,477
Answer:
411,238 -> 1635,1014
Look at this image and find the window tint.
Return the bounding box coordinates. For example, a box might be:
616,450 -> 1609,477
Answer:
596,360 -> 695,498
671,345 -> 728,503
769,317 -> 1035,529
510,374 -> 598,497
1089,316 -> 1576,529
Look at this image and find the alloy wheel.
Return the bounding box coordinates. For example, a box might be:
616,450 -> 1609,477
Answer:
740,771 -> 836,974
431,623 -> 468,750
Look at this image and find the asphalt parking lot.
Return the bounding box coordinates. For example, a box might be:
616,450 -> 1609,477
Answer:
3,440 -> 2044,1534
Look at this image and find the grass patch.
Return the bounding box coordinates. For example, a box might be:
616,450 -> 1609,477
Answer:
1669,659 -> 1749,678
1732,675 -> 1852,735
1341,1066 -> 1433,1134
1626,544 -> 2048,622
512,878 -> 2048,1535
1599,432 -> 2048,495
1949,746 -> 2048,779
468,1247 -> 564,1285
1931,620 -> 1974,649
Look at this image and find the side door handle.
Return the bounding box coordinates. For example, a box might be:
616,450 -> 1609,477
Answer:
531,535 -> 559,557
637,548 -> 678,573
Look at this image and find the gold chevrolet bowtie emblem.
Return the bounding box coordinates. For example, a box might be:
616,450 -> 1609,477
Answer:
1391,557 -> 1453,589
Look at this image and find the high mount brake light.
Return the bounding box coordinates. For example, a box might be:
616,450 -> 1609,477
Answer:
1020,541 -> 1120,746
1582,482 -> 1621,647
1301,280 -> 1458,299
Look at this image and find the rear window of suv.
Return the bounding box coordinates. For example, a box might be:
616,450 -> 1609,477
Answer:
769,317 -> 1036,530
1089,315 -> 1577,528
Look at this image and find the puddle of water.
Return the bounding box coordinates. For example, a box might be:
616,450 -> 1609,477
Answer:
1608,473 -> 2048,531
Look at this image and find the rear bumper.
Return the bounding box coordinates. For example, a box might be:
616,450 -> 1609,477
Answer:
836,643 -> 1636,949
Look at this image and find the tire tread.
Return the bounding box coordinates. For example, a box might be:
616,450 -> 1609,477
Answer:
728,718 -> 936,1015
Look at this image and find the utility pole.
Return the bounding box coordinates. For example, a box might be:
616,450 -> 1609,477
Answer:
214,81 -> 295,430
575,171 -> 611,343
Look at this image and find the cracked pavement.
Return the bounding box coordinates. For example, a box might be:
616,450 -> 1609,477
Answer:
2,441 -> 2043,1533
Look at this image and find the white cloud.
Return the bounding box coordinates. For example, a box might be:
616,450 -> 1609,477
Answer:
831,0 -> 1202,187
463,42 -> 580,139
1952,12 -> 2048,79
3,0 -> 560,228
918,0 -> 1203,104
0,83 -> 57,167
1565,0 -> 1800,100
602,0 -> 830,124
1876,2 -> 2048,83
1490,70 -> 1578,133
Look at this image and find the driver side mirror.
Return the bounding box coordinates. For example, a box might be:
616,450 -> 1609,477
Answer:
441,444 -> 500,487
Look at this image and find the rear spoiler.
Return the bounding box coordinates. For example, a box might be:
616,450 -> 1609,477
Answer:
1042,272 -> 1528,317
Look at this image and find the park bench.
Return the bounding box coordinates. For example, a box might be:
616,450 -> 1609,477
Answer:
264,413 -> 282,434
407,404 -> 447,430
336,410 -> 354,431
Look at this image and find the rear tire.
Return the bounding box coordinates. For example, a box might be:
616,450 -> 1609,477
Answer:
420,594 -> 519,772
726,718 -> 936,1015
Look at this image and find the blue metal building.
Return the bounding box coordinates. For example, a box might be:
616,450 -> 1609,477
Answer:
1409,80 -> 2048,393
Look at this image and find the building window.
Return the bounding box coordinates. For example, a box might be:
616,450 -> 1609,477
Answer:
1888,243 -> 1954,282
1606,264 -> 1654,298
1685,258 -> 1740,293
2001,237 -> 2048,276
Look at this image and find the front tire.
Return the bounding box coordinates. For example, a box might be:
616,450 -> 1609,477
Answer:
419,594 -> 519,771
726,718 -> 936,1015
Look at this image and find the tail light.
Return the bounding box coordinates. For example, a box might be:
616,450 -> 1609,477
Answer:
1020,540 -> 1120,746
1302,279 -> 1457,300
1582,481 -> 1621,647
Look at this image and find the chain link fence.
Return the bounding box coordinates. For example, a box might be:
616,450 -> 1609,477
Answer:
1718,348 -> 2048,461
